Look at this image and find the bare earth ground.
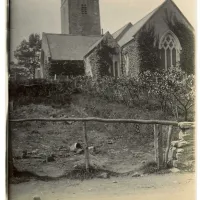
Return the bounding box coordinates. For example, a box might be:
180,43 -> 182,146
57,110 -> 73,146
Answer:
10,94 -> 194,200
10,94 -> 178,176
9,173 -> 195,200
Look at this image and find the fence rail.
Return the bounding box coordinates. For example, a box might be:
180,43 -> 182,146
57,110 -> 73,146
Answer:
10,117 -> 181,171
10,117 -> 178,126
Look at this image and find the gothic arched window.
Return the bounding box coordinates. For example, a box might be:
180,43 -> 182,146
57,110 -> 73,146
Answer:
159,30 -> 182,70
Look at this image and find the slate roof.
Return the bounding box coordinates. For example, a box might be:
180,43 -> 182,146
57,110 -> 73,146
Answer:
85,31 -> 121,58
85,33 -> 106,56
116,5 -> 162,47
114,0 -> 194,47
85,32 -> 112,57
112,22 -> 133,40
44,33 -> 101,61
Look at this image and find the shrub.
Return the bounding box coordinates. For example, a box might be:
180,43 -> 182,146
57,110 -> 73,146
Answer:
9,69 -> 195,121
74,69 -> 194,121
9,79 -> 74,105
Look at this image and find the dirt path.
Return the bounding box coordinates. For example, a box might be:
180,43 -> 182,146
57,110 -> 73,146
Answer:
9,173 -> 195,200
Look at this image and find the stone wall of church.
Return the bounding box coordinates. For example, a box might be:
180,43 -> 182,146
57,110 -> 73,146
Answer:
85,33 -> 121,79
85,48 -> 101,79
68,0 -> 101,36
120,0 -> 194,77
121,40 -> 140,77
40,34 -> 51,79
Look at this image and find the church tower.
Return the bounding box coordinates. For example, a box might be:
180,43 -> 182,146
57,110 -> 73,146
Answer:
61,0 -> 101,36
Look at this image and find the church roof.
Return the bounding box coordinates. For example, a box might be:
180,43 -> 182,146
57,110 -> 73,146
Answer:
112,22 -> 133,40
44,33 -> 101,61
116,3 -> 163,47
84,31 -> 121,58
86,33 -> 107,55
114,0 -> 193,47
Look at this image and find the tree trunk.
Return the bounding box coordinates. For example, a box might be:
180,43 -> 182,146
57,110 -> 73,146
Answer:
184,108 -> 188,121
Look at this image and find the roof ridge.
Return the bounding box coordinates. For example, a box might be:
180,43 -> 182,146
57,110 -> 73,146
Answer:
170,0 -> 194,30
112,22 -> 132,36
120,0 -> 168,47
87,32 -> 109,49
85,31 -> 119,58
44,33 -> 102,37
131,1 -> 166,28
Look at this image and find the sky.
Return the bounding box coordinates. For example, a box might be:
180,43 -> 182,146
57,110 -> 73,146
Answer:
10,0 -> 196,60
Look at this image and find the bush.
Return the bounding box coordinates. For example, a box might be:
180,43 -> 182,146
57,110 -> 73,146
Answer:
9,69 -> 195,121
9,79 -> 74,105
74,69 -> 194,121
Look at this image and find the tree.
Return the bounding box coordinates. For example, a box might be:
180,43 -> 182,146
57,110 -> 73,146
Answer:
165,68 -> 195,121
148,68 -> 195,121
9,62 -> 32,80
14,33 -> 41,78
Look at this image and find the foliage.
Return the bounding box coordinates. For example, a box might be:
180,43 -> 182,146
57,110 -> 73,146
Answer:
164,11 -> 195,74
9,79 -> 73,105
9,62 -> 32,80
137,25 -> 160,72
141,68 -> 195,121
162,68 -> 195,121
14,33 -> 42,78
49,60 -> 85,77
10,67 -> 195,121
75,68 -> 194,121
95,39 -> 118,77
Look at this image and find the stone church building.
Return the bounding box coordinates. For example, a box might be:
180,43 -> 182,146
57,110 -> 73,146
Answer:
40,0 -> 193,79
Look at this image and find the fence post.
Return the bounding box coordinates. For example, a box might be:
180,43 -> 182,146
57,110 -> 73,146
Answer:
154,124 -> 163,169
83,122 -> 90,171
164,125 -> 173,168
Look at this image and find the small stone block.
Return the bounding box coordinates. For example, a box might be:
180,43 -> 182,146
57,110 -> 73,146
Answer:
182,134 -> 193,141
172,160 -> 179,168
177,148 -> 184,153
177,141 -> 189,148
170,168 -> 180,173
171,141 -> 179,147
33,196 -> 41,200
178,122 -> 195,129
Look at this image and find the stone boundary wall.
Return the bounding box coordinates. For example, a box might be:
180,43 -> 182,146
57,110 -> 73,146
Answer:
169,122 -> 195,171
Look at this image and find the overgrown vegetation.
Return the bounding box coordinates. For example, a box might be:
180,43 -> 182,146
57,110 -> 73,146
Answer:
9,79 -> 73,105
95,39 -> 118,77
10,67 -> 194,121
9,62 -> 32,80
10,70 -> 195,179
73,69 -> 194,121
49,60 -> 85,78
137,12 -> 195,75
137,25 -> 160,72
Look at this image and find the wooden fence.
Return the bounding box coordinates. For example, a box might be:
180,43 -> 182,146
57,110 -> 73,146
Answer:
10,117 -> 178,171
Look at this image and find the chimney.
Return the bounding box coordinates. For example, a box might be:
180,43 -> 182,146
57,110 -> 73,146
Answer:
101,29 -> 104,36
